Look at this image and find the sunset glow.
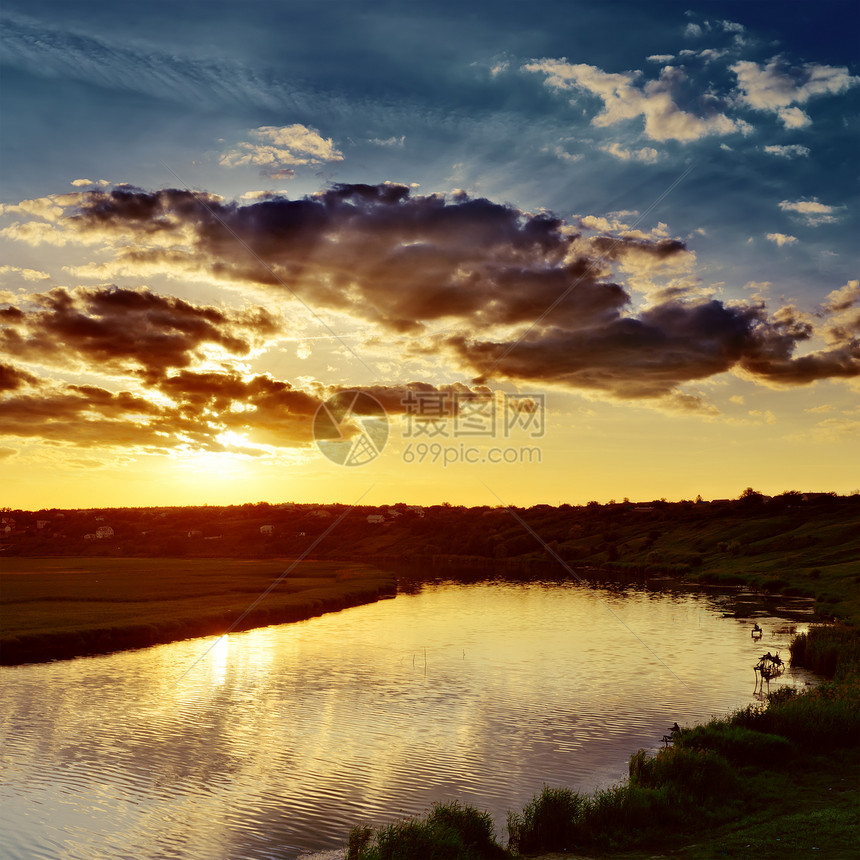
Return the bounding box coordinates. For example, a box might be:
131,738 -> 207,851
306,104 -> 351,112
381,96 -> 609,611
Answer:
1,2 -> 858,509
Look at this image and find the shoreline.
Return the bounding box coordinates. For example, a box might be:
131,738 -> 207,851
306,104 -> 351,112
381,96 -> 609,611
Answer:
0,558 -> 396,667
346,628 -> 859,858
1,559 -> 821,668
0,581 -> 396,667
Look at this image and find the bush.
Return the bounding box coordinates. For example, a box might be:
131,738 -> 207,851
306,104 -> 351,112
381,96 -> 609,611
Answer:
346,801 -> 505,860
506,785 -> 584,854
583,783 -> 663,847
790,626 -> 860,679
674,722 -> 794,767
627,745 -> 739,802
731,681 -> 860,749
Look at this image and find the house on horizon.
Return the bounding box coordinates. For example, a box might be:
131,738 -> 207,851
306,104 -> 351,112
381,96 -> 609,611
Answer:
367,514 -> 385,524
95,525 -> 114,539
802,493 -> 834,503
260,524 -> 274,535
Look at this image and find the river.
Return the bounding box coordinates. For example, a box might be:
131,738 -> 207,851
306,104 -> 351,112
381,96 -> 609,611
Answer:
0,576 -> 818,859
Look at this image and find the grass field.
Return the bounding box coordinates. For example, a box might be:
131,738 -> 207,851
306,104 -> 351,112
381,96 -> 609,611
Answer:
0,557 -> 396,665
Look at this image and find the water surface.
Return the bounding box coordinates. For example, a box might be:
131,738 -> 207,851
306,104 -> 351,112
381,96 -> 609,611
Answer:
0,577 -> 817,859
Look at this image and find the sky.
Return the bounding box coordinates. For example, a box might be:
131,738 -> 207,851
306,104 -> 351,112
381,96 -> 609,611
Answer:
0,0 -> 858,510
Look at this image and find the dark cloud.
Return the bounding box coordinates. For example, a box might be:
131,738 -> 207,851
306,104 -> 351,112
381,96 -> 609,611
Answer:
6,184 -> 859,404
0,286 -> 280,381
0,361 -> 42,391
57,184 -> 644,334
0,379 -> 175,449
0,357 -> 485,452
453,299 -> 859,400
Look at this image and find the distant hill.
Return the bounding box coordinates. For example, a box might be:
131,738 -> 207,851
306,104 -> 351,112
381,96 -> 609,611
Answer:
3,492 -> 858,622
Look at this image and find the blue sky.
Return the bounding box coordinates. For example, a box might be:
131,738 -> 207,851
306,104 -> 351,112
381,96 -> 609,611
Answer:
0,1 -> 858,507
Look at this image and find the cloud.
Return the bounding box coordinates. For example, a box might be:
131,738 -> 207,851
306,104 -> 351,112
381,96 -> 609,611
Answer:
0,13 -> 286,110
5,184 -> 648,334
0,356 -> 487,454
762,144 -> 810,158
369,135 -> 406,147
600,142 -> 659,163
220,125 -> 344,175
3,183 -> 858,407
0,265 -> 50,281
452,296 -> 859,402
523,60 -> 750,142
820,281 -> 860,347
0,362 -> 43,392
823,280 -> 860,314
0,286 -> 281,382
732,59 -> 860,127
766,233 -> 797,246
777,107 -> 811,129
549,146 -> 584,163
779,198 -> 842,226
684,23 -> 703,38
807,417 -> 860,441
647,55 -> 674,64
239,190 -> 288,201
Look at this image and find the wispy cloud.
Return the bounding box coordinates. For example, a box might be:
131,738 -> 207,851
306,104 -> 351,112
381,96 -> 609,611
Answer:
779,198 -> 842,226
763,144 -> 810,158
368,135 -> 406,147
0,265 -> 50,281
0,13 -> 286,109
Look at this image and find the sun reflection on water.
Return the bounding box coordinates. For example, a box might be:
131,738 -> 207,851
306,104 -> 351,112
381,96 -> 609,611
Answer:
0,578 -> 819,860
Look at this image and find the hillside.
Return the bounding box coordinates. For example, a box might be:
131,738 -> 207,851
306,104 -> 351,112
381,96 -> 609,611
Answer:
2,492 -> 858,623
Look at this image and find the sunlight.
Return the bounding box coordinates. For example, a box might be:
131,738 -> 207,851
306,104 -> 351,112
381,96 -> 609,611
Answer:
210,635 -> 229,687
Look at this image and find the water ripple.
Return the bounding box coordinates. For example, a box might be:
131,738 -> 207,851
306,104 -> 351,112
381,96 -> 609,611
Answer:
0,579 -> 817,859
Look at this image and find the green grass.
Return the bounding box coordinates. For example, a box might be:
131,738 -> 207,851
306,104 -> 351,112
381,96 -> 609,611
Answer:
0,557 -> 395,664
347,801 -> 506,860
505,786 -> 585,854
790,624 -> 860,678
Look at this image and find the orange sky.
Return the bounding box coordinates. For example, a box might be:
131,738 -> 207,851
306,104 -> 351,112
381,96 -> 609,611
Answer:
1,5 -> 859,510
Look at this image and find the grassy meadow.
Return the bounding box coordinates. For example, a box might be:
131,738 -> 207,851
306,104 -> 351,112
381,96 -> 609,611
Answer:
0,557 -> 395,665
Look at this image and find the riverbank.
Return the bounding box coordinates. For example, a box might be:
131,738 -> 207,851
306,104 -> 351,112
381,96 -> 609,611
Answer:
346,628 -> 860,858
0,557 -> 396,665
